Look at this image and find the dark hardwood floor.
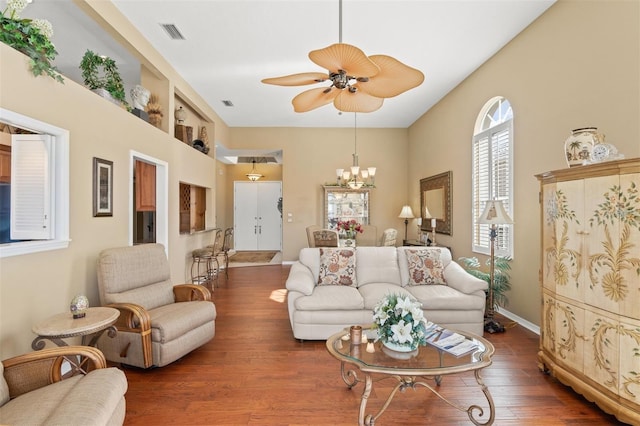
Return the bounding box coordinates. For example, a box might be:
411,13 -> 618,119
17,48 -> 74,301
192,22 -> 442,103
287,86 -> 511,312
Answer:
119,265 -> 625,425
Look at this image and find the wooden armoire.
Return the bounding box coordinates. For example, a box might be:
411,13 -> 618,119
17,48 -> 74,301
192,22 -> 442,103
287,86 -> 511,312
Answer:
536,158 -> 640,424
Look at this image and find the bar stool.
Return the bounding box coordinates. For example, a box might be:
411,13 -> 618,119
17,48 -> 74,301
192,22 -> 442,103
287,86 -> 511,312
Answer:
191,228 -> 221,288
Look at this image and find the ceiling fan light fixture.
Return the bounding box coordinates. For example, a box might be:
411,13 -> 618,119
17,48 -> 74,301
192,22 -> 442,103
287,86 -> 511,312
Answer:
261,1 -> 424,114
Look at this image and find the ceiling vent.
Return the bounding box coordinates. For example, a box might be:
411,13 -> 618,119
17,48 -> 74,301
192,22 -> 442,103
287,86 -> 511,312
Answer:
222,100 -> 234,107
160,23 -> 185,40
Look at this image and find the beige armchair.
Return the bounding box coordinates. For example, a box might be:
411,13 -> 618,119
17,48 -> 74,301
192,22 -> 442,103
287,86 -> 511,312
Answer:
1,346 -> 127,425
96,243 -> 217,368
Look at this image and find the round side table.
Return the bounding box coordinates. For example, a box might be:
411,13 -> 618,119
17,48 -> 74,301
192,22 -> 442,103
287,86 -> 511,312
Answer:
31,306 -> 119,350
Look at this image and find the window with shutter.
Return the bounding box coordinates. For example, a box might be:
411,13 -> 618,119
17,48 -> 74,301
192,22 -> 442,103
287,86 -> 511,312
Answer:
11,134 -> 53,240
0,108 -> 69,258
472,97 -> 514,257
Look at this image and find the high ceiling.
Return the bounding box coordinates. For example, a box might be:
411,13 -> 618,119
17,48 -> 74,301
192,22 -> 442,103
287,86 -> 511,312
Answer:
19,0 -> 555,130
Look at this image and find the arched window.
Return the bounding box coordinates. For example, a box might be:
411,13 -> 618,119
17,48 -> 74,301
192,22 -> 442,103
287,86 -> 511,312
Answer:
472,97 -> 514,257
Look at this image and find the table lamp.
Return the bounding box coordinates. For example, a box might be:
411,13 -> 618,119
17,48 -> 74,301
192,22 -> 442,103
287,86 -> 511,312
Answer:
398,205 -> 414,243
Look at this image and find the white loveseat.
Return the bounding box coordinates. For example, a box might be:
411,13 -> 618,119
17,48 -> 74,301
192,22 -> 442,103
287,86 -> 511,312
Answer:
285,246 -> 488,340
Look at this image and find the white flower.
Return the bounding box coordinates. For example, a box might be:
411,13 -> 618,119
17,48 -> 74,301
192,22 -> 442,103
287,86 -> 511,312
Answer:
395,295 -> 414,317
32,18 -> 53,40
410,305 -> 425,326
5,0 -> 30,18
390,320 -> 414,344
373,308 -> 389,326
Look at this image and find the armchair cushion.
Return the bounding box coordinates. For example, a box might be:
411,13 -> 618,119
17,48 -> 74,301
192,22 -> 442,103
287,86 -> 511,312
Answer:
97,244 -> 174,310
149,301 -> 217,343
0,346 -> 127,426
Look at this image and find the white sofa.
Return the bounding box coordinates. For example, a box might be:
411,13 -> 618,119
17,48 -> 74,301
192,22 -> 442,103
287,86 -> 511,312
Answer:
285,246 -> 488,340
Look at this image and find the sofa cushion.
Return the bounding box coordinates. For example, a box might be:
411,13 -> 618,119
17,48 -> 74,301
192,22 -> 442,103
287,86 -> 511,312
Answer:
318,248 -> 357,286
405,248 -> 446,285
356,247 -> 402,287
359,283 -> 412,310
408,285 -> 486,311
398,247 -> 451,286
150,301 -> 217,343
295,285 -> 364,310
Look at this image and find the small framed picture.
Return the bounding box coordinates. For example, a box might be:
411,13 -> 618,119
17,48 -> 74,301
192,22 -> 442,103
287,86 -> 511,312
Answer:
93,157 -> 113,217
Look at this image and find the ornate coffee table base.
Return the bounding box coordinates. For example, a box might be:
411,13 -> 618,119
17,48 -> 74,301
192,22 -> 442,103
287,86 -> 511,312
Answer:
340,361 -> 495,426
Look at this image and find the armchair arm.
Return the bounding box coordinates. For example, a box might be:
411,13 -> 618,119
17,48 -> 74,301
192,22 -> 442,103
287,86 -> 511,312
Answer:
2,346 -> 107,399
106,303 -> 153,368
173,284 -> 212,302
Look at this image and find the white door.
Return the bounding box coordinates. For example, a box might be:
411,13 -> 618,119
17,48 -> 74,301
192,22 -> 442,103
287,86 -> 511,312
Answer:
234,181 -> 282,251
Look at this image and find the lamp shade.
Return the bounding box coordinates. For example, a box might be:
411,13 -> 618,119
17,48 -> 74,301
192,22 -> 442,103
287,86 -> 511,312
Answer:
478,200 -> 513,225
398,205 -> 414,219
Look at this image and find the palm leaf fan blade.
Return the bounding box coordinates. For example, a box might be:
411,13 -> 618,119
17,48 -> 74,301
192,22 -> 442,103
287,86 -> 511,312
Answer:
359,55 -> 424,98
262,72 -> 329,86
309,43 -> 380,77
334,89 -> 383,113
292,87 -> 340,112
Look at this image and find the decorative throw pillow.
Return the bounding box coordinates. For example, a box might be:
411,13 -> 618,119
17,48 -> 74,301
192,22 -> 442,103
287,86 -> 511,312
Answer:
406,249 -> 446,285
318,248 -> 357,286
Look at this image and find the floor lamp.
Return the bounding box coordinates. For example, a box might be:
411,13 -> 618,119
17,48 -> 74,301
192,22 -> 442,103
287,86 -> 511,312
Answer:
398,205 -> 414,243
478,199 -> 513,334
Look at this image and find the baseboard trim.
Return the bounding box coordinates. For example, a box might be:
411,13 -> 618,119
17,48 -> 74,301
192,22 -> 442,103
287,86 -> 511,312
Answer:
497,307 -> 540,335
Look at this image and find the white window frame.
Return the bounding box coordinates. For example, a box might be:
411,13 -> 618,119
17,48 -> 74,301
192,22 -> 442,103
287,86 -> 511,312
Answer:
472,99 -> 514,258
0,108 -> 70,258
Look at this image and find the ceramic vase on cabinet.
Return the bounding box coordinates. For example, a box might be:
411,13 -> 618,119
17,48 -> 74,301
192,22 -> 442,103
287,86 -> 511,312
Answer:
564,127 -> 604,167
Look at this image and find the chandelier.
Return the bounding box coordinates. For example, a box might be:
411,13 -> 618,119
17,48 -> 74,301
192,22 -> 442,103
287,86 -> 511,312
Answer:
246,159 -> 263,182
335,113 -> 376,189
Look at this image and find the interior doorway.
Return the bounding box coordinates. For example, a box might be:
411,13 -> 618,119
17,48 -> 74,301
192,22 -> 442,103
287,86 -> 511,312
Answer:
129,151 -> 168,250
233,181 -> 282,251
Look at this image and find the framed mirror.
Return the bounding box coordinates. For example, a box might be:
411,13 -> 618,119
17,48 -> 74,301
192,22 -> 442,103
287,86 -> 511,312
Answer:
420,171 -> 452,235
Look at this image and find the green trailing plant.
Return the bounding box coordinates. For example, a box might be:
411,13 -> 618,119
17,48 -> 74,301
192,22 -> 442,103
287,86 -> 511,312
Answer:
0,0 -> 64,82
458,256 -> 512,312
79,49 -> 128,107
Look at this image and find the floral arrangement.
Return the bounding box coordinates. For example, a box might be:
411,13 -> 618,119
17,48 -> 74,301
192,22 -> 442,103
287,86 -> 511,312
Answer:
0,0 -> 63,82
336,219 -> 363,238
373,293 -> 429,350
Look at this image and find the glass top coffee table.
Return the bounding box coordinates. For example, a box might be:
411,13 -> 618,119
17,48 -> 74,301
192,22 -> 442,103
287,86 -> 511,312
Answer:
326,325 -> 495,425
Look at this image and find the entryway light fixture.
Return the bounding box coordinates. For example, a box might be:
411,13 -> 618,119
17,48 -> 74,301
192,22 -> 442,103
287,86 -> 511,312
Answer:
336,113 -> 376,189
246,159 -> 263,182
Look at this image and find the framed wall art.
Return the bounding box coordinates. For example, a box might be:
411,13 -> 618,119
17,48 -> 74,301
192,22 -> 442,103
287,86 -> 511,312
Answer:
93,157 -> 113,217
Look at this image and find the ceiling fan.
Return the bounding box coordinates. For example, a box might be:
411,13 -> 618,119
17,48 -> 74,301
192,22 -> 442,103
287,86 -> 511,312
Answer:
261,0 -> 424,114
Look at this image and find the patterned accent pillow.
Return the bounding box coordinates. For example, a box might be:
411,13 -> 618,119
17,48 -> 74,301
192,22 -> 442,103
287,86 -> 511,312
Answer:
406,249 -> 446,285
318,248 -> 357,286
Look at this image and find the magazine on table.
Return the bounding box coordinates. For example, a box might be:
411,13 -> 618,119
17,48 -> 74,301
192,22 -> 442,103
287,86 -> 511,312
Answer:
423,322 -> 479,357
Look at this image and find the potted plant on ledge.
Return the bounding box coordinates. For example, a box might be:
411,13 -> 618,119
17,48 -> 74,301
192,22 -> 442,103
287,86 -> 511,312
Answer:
79,49 -> 128,109
0,0 -> 64,82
